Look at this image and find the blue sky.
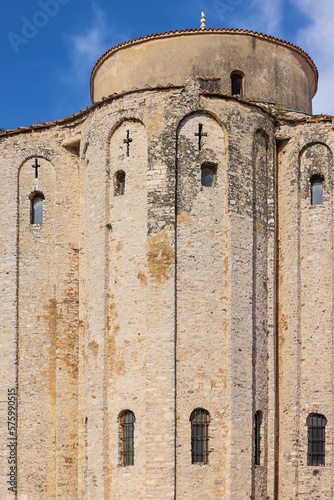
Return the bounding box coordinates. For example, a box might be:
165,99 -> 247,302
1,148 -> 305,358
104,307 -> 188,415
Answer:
1,0 -> 333,130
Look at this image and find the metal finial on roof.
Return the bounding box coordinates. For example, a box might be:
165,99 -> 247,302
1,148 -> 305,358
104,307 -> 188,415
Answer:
201,12 -> 206,30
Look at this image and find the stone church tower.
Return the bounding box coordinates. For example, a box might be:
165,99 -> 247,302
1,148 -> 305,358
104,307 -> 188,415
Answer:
0,22 -> 333,500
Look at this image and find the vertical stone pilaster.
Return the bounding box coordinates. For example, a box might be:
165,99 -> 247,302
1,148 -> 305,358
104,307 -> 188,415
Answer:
176,111 -> 228,499
83,137 -> 109,498
17,157 -> 57,496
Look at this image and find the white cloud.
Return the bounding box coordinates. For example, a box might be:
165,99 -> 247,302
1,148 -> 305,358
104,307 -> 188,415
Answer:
210,0 -> 333,114
294,0 -> 334,114
216,0 -> 334,114
215,0 -> 285,34
247,0 -> 284,34
62,3 -> 126,87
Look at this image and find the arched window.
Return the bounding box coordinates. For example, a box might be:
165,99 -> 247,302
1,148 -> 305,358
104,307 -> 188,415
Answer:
190,409 -> 210,464
201,164 -> 217,187
307,413 -> 327,466
31,193 -> 45,224
115,170 -> 126,196
120,410 -> 135,466
310,175 -> 323,205
231,71 -> 244,97
254,410 -> 262,466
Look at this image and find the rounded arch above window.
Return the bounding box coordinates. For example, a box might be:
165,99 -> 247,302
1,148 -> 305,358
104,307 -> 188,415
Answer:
30,191 -> 45,225
231,71 -> 244,97
254,409 -> 263,422
118,409 -> 135,422
190,408 -> 210,422
307,413 -> 327,427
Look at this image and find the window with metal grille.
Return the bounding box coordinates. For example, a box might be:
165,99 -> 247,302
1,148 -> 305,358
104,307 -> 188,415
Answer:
120,410 -> 135,466
31,192 -> 45,224
190,409 -> 210,464
254,410 -> 262,466
310,175 -> 323,205
115,170 -> 125,196
307,413 -> 327,466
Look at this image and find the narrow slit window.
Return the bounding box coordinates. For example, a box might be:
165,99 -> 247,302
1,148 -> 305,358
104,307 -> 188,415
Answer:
307,414 -> 327,466
31,194 -> 44,224
311,175 -> 323,205
201,164 -> 216,187
231,72 -> 244,97
120,410 -> 135,466
115,170 -> 126,196
254,410 -> 262,466
190,409 -> 210,464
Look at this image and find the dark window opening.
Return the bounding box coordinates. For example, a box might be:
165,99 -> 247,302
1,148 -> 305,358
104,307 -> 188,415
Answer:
311,175 -> 323,205
190,409 -> 210,464
31,193 -> 45,224
120,410 -> 135,466
254,410 -> 262,466
201,164 -> 217,187
115,170 -> 126,196
307,413 -> 327,466
231,72 -> 244,97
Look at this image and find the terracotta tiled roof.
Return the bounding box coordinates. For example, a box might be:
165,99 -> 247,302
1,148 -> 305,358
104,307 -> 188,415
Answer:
0,112 -> 89,137
200,91 -> 332,122
90,28 -> 319,101
0,85 -> 330,138
0,86 -> 181,137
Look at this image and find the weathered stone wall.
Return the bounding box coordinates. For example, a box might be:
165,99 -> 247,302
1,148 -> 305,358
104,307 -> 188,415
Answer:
81,90 -> 179,499
18,156 -> 57,495
0,73 -> 333,500
176,111 -> 229,499
79,82 -> 277,499
276,122 -> 334,499
0,125 -> 81,498
252,130 -> 270,499
107,119 -> 149,499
